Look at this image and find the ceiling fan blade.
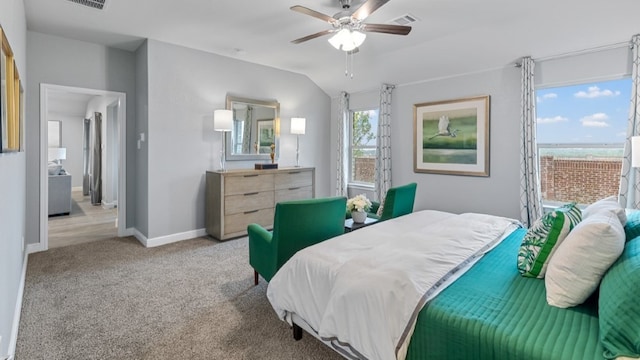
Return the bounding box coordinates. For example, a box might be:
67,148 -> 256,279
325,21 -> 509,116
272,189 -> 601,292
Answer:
363,23 -> 411,35
290,5 -> 335,23
291,29 -> 334,44
351,0 -> 391,21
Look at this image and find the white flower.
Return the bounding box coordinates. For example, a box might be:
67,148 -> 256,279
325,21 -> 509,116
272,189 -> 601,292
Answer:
347,194 -> 372,212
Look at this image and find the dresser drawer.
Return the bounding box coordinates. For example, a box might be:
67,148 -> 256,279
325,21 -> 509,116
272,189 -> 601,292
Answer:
275,186 -> 313,204
225,173 -> 274,196
225,208 -> 274,235
225,191 -> 274,215
275,170 -> 312,190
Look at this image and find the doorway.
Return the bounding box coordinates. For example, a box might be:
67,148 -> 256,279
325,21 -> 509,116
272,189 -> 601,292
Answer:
39,84 -> 127,250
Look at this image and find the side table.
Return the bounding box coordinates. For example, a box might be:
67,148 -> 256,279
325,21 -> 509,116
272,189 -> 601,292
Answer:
344,217 -> 378,232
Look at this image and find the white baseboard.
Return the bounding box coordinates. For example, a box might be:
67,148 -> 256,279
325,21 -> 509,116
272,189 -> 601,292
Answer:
26,242 -> 45,254
133,228 -> 207,248
5,251 -> 28,360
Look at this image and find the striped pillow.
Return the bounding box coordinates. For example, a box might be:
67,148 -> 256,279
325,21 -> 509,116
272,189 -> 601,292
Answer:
517,202 -> 581,278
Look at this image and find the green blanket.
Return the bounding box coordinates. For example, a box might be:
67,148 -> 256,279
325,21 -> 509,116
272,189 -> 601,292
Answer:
406,228 -> 604,360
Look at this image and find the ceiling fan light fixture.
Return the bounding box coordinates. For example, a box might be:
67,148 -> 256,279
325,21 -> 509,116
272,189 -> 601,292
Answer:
328,28 -> 366,52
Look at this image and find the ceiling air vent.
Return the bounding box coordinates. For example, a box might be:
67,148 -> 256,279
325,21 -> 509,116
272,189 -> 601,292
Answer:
67,0 -> 107,10
390,13 -> 418,26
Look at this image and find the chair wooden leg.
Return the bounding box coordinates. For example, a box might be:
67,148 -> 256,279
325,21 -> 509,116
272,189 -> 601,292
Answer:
254,270 -> 259,286
293,323 -> 303,340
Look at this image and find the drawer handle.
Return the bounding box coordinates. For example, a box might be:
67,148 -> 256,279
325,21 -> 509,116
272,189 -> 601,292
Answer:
288,171 -> 301,174
244,192 -> 259,196
288,187 -> 301,190
244,174 -> 259,178
244,210 -> 259,214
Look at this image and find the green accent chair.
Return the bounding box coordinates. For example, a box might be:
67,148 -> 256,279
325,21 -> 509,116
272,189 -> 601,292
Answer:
347,182 -> 417,222
248,196 -> 347,285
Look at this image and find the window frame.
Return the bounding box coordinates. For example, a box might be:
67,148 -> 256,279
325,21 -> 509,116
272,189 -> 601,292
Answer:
348,108 -> 379,187
534,77 -> 630,207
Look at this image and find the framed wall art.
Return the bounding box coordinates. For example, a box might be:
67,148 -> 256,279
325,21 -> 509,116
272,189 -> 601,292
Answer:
0,25 -> 22,153
414,95 -> 490,176
257,119 -> 275,154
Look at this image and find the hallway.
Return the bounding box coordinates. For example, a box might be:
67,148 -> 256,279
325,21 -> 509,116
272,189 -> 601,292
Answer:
48,189 -> 117,248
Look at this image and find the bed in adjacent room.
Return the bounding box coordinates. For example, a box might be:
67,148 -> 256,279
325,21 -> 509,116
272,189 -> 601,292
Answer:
266,206 -> 640,360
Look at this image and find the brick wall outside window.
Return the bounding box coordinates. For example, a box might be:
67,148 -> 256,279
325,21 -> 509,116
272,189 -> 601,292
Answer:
353,157 -> 375,184
355,155 -> 621,205
540,156 -> 622,205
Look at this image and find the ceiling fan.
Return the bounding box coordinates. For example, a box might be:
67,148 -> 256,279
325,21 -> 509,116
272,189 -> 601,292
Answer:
290,0 -> 412,52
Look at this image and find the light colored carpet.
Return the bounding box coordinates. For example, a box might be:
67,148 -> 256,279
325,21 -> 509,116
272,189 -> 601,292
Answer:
16,236 -> 342,360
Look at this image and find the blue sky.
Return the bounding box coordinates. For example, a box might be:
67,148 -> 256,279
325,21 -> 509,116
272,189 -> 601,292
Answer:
536,78 -> 631,144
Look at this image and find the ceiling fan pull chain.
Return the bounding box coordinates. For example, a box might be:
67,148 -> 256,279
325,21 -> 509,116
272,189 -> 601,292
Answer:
350,53 -> 354,79
344,51 -> 349,77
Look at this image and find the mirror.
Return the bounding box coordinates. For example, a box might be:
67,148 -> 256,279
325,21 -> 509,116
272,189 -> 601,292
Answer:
225,95 -> 280,161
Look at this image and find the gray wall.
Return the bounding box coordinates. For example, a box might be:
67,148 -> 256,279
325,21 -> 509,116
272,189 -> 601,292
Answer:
0,0 -> 26,357
330,46 -> 633,220
135,41 -> 149,236
144,39 -> 331,239
330,68 -> 522,219
393,67 -> 522,218
26,31 -> 137,244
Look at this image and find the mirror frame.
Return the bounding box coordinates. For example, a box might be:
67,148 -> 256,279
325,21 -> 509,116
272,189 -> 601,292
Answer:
225,94 -> 280,161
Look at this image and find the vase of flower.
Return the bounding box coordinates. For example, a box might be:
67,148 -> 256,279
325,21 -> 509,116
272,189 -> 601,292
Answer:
351,210 -> 367,224
347,194 -> 372,224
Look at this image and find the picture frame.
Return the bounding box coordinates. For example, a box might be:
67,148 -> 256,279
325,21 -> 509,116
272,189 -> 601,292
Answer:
257,119 -> 274,154
0,28 -> 6,152
0,25 -> 21,153
413,95 -> 490,176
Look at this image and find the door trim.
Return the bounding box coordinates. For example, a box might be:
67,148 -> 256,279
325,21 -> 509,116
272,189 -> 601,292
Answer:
38,83 -> 127,251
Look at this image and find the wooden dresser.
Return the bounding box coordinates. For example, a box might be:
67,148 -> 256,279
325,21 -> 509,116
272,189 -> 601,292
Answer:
205,167 -> 315,240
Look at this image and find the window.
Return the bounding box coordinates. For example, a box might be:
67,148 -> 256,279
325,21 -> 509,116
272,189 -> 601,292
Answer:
536,78 -> 631,206
349,109 -> 379,185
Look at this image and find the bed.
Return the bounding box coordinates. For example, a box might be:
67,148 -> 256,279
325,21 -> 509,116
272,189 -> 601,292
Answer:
266,209 -> 640,360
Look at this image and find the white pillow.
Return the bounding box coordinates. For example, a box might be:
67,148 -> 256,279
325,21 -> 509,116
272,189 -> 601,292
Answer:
582,196 -> 626,226
545,211 -> 625,308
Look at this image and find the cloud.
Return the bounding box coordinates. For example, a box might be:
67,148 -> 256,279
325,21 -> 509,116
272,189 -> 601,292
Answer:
581,113 -> 610,127
574,86 -> 621,98
537,116 -> 568,124
537,93 -> 557,103
617,131 -> 628,137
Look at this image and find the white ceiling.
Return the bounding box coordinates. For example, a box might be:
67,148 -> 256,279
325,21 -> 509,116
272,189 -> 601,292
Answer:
24,0 -> 640,97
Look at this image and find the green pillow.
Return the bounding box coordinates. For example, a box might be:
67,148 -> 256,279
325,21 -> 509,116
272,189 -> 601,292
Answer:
517,202 -> 581,278
599,237 -> 640,359
624,210 -> 640,242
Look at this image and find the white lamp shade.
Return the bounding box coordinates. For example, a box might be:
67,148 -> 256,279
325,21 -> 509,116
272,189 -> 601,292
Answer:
48,147 -> 67,162
632,136 -> 640,167
328,29 -> 366,52
291,117 -> 306,135
214,109 -> 233,132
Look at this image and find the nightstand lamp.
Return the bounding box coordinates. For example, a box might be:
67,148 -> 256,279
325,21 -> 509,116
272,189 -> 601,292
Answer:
214,109 -> 233,171
48,147 -> 67,165
291,117 -> 306,167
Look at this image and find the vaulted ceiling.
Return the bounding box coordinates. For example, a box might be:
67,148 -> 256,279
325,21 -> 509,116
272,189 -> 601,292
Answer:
24,0 -> 640,97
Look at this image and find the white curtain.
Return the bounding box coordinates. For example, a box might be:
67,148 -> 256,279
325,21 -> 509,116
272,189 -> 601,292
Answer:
519,56 -> 543,227
619,34 -> 640,209
336,91 -> 349,196
375,84 -> 394,202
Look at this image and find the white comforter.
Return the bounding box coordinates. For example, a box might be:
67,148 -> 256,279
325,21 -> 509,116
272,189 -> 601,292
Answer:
267,210 -> 520,360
